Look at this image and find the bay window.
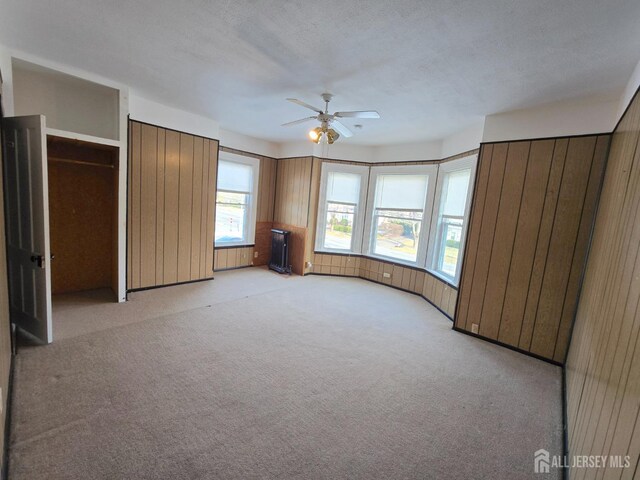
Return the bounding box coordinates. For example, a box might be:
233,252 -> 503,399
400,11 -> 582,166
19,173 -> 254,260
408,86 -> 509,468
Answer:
427,155 -> 476,283
215,154 -> 259,246
315,164 -> 369,253
364,165 -> 437,266
314,156 -> 477,281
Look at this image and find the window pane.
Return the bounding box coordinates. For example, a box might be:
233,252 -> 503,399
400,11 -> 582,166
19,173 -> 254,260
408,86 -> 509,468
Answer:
375,174 -> 429,209
327,172 -> 360,204
324,203 -> 355,250
373,210 -> 422,262
217,160 -> 253,192
439,217 -> 463,276
442,169 -> 471,216
215,191 -> 247,243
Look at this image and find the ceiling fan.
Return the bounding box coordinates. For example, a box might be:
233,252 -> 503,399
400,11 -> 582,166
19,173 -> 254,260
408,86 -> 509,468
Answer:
281,93 -> 380,144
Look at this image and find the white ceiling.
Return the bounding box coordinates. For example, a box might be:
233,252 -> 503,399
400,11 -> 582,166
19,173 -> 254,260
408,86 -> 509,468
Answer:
1,0 -> 639,145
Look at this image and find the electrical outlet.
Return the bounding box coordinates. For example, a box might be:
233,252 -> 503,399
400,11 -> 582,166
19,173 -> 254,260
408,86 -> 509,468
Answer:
254,251 -> 259,258
305,261 -> 312,268
383,272 -> 391,278
471,323 -> 479,334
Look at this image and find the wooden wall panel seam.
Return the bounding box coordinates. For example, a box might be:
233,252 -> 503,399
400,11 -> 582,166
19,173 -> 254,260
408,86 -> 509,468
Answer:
494,142 -> 532,337
465,143 -> 509,333
516,141 -> 557,338
546,140 -> 598,359
553,136 -> 610,362
530,137 -> 598,358
480,142 -> 531,339
497,140 -> 555,345
455,144 -> 492,330
518,139 -> 569,351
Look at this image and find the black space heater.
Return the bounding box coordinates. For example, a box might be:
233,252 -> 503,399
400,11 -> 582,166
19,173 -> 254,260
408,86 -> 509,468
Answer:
269,229 -> 291,274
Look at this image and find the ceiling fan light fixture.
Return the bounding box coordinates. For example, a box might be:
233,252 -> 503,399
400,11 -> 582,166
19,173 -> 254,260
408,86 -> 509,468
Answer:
326,129 -> 339,144
286,94 -> 379,143
308,127 -> 321,142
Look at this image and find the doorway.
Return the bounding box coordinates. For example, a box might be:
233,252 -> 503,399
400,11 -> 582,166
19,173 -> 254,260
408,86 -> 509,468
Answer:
47,136 -> 119,299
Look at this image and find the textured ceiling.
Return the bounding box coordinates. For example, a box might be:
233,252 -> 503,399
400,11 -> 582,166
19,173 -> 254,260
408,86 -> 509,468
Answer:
1,0 -> 639,145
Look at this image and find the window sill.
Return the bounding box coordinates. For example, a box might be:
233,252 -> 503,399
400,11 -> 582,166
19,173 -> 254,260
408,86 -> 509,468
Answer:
215,243 -> 255,249
366,252 -> 421,270
315,248 -> 361,256
425,268 -> 458,288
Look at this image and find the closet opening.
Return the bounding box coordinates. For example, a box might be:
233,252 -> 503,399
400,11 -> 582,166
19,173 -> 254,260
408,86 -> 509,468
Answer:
47,136 -> 119,302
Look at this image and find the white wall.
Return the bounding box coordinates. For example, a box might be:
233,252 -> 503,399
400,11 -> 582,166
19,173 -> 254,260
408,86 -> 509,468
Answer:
13,59 -> 120,140
372,139 -> 443,163
276,125 -> 478,162
482,92 -> 620,143
219,128 -> 280,158
277,141 -> 315,158
276,141 -> 375,162
618,59 -> 640,121
129,94 -> 220,139
441,121 -> 484,158
312,142 -> 375,162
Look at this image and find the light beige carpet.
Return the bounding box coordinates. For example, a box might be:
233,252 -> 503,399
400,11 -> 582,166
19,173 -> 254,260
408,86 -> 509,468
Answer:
10,268 -> 562,479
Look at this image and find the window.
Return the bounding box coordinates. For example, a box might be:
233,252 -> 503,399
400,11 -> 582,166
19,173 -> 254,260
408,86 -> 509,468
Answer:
215,154 -> 259,246
315,164 -> 368,253
364,165 -> 437,265
427,155 -> 476,283
313,157 -> 477,279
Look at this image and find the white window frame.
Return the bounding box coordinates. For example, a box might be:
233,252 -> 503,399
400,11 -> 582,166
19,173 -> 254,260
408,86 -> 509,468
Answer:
214,152 -> 260,247
363,164 -> 438,267
426,155 -> 477,284
315,163 -> 369,254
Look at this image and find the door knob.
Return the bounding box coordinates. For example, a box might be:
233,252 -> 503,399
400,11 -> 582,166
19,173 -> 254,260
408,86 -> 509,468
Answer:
30,254 -> 45,268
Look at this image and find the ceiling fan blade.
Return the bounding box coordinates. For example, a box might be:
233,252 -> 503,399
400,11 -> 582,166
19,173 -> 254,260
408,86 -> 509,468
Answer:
334,110 -> 380,119
286,98 -> 323,114
281,116 -> 317,127
331,120 -> 353,138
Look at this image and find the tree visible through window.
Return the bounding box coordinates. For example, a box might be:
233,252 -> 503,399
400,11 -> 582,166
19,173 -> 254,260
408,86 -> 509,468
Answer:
370,173 -> 430,263
316,167 -> 366,253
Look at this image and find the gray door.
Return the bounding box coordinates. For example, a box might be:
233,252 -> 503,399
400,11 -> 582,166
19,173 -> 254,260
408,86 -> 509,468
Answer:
2,115 -> 52,344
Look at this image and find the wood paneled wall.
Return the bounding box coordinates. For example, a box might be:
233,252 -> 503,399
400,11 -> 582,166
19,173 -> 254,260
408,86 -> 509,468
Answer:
0,110 -> 13,467
455,135 -> 610,362
565,90 -> 640,477
214,246 -> 254,271
128,121 -> 218,290
272,157 -> 314,274
273,157 -> 313,227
